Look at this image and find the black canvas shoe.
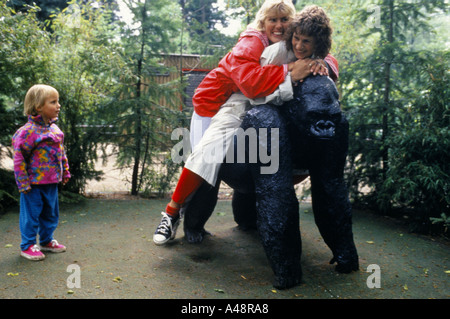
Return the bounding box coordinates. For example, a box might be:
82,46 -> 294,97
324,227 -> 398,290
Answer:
153,212 -> 180,245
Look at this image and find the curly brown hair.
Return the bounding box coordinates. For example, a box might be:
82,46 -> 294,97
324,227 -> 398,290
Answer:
284,5 -> 333,59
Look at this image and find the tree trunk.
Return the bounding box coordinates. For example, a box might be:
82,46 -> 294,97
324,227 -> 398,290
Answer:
379,0 -> 395,212
131,55 -> 143,196
382,0 -> 394,182
131,0 -> 148,196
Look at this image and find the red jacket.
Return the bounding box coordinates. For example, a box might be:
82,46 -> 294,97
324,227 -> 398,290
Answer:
193,28 -> 338,117
193,29 -> 287,117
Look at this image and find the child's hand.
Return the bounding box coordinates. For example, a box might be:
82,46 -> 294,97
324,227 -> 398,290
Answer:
63,177 -> 70,185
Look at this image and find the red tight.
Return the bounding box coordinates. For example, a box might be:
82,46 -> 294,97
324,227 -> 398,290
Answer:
166,168 -> 204,217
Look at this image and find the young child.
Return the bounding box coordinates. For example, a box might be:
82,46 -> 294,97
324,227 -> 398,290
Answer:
12,84 -> 70,261
153,0 -> 334,245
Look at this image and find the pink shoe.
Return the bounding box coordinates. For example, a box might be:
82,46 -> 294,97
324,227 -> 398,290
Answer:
21,244 -> 45,261
40,239 -> 66,253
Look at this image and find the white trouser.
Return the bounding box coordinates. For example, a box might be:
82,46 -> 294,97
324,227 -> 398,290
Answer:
185,94 -> 251,186
189,110 -> 212,150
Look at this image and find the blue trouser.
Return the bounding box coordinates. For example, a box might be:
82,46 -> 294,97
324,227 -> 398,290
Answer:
19,184 -> 59,251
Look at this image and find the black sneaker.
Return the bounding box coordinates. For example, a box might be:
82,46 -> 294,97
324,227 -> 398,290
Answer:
153,212 -> 180,245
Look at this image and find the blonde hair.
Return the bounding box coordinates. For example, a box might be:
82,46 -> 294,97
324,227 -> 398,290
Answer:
250,0 -> 296,31
24,84 -> 59,116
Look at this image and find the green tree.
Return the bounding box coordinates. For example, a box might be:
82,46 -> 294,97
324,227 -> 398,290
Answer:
0,1 -> 53,210
6,0 -> 118,23
226,0 -> 262,25
381,52 -> 449,233
341,0 -> 448,222
48,0 -> 126,194
115,0 -> 186,196
179,0 -> 226,35
0,2 -> 52,103
179,0 -> 235,56
7,0 -> 69,22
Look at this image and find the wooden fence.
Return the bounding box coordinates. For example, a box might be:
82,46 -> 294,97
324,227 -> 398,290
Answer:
151,53 -> 216,111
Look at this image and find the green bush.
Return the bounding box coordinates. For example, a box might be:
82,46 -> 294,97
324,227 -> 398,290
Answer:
382,126 -> 449,233
380,56 -> 449,234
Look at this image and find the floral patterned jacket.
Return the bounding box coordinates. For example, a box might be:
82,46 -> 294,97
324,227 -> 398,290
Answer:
12,115 -> 70,193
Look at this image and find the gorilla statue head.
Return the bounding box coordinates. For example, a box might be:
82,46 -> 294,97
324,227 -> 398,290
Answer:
285,75 -> 342,141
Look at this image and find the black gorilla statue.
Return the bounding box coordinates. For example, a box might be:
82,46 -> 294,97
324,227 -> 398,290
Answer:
182,75 -> 359,289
